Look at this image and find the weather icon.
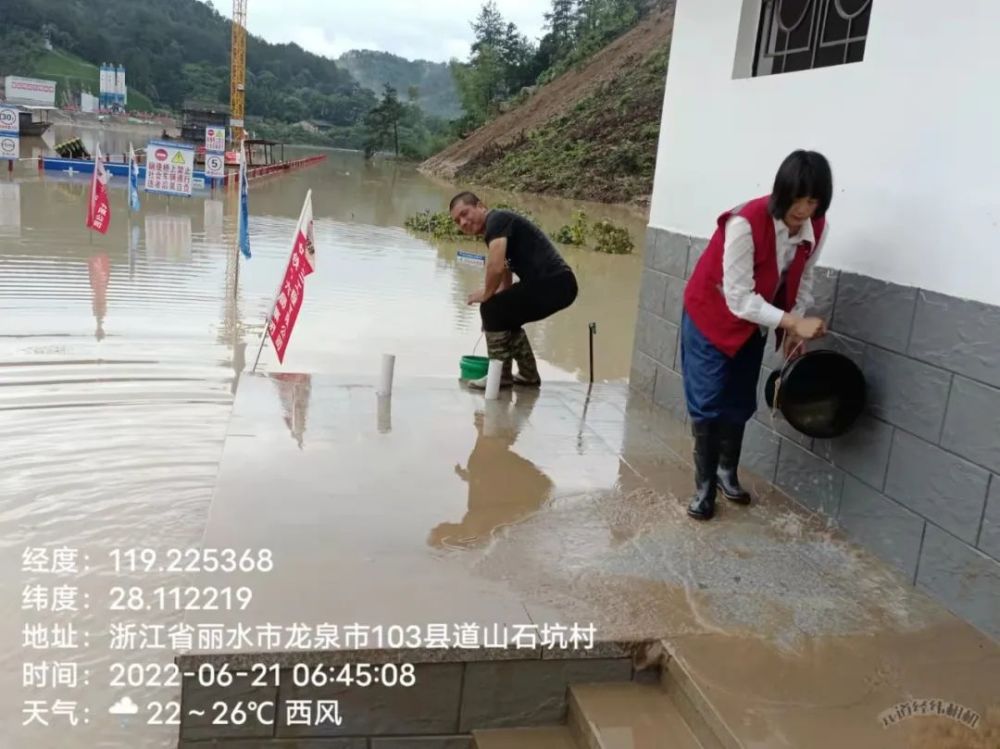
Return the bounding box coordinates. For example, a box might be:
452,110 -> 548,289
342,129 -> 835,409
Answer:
108,696 -> 139,715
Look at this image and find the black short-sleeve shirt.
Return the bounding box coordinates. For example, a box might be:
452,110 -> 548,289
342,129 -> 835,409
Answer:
483,209 -> 570,282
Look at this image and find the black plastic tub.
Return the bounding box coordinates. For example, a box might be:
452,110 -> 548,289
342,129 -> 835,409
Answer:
764,350 -> 866,439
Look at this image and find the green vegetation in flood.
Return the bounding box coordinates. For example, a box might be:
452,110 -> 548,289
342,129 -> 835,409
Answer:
404,211 -> 465,240
553,210 -> 589,245
590,219 -> 635,254
404,206 -> 633,255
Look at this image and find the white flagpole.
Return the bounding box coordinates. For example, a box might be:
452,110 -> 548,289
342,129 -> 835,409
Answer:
251,189 -> 312,373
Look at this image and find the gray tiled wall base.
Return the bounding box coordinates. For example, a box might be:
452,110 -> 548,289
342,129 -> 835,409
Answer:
630,226 -> 1000,642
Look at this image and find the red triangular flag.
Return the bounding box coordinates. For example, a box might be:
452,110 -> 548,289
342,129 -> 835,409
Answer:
86,143 -> 111,234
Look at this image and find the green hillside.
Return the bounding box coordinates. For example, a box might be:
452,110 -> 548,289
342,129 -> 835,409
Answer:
32,48 -> 157,112
0,0 -> 373,122
457,43 -> 669,203
337,50 -> 462,120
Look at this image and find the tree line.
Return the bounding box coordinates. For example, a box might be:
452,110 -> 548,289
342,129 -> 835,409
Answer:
362,0 -> 660,158
0,0 -> 659,159
450,0 -> 659,131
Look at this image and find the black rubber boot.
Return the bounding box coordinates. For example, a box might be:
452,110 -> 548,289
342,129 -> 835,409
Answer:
687,420 -> 720,520
717,422 -> 751,505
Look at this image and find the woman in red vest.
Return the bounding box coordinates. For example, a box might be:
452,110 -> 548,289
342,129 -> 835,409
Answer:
681,150 -> 833,520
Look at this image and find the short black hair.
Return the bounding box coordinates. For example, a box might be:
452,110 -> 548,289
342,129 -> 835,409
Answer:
768,150 -> 833,220
449,191 -> 482,211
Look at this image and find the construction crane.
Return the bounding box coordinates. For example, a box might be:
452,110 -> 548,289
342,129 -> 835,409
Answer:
230,0 -> 248,144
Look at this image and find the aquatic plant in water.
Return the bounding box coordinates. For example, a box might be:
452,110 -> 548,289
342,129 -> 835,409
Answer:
590,219 -> 634,254
403,205 -> 632,254
403,210 -> 464,239
553,210 -> 589,245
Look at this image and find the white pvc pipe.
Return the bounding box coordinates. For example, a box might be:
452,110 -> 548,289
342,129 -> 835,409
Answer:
484,359 -> 504,400
378,354 -> 395,396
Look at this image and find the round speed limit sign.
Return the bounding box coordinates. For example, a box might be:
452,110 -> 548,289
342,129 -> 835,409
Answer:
0,108 -> 18,131
205,153 -> 225,178
0,136 -> 19,160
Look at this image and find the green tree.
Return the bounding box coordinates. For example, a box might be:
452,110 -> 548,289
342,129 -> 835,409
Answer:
453,1 -> 541,126
0,0 -> 378,126
364,84 -> 404,158
544,0 -> 578,60
471,2 -> 507,53
535,0 -> 650,83
451,43 -> 505,128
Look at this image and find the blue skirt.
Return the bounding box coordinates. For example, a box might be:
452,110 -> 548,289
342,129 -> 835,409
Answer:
680,311 -> 766,424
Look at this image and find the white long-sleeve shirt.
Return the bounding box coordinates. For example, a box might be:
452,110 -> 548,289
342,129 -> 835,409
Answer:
721,216 -> 827,330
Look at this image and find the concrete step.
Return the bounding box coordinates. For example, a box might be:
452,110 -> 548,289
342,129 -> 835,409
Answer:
569,682 -> 704,749
659,647 -> 737,749
474,726 -> 580,749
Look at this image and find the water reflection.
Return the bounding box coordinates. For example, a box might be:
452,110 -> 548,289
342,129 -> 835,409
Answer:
271,373 -> 311,448
377,393 -> 392,433
0,182 -> 20,237
430,390 -> 553,549
144,214 -> 192,262
87,252 -> 110,341
204,199 -> 224,243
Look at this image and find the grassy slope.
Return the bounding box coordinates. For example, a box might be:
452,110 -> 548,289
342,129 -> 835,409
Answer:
456,44 -> 669,204
32,48 -> 157,112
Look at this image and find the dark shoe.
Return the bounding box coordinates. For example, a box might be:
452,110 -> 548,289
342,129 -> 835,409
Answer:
717,422 -> 751,505
687,420 -> 720,520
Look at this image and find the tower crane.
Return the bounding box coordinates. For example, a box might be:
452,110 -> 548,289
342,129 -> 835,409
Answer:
230,0 -> 248,144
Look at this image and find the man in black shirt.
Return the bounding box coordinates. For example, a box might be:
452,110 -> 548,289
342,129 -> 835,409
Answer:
450,191 -> 578,389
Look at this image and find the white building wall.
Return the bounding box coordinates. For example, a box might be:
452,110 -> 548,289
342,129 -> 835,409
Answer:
650,0 -> 1000,306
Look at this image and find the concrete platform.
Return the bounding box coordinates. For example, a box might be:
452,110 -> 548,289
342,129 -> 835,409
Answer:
185,373 -> 999,747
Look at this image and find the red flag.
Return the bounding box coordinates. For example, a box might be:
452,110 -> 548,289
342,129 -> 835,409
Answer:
267,190 -> 315,364
86,143 -> 111,234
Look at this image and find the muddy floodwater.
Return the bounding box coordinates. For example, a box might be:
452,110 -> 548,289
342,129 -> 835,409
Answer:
0,126 -> 645,747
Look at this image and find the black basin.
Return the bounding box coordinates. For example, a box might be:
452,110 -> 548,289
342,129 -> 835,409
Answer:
764,349 -> 866,439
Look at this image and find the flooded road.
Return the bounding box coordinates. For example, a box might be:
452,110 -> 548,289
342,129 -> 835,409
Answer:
0,128 -> 645,747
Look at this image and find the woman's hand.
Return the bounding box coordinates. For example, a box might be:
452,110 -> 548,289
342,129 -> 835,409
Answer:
781,313 -> 826,341
467,289 -> 486,305
793,316 -> 827,340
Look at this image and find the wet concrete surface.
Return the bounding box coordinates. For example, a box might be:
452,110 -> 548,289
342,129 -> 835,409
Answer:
191,373 -> 1000,747
1,141 -> 647,747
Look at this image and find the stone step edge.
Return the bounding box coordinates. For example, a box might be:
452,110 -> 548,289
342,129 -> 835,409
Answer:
567,681 -> 704,749
659,640 -> 742,749
174,639 -> 663,670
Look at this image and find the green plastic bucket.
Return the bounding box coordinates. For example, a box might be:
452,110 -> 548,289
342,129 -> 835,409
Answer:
460,355 -> 489,381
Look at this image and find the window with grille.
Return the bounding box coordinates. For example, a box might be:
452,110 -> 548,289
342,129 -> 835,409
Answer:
753,0 -> 873,77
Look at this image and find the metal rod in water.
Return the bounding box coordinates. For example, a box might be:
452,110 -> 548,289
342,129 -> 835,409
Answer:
251,320 -> 269,373
589,322 -> 597,384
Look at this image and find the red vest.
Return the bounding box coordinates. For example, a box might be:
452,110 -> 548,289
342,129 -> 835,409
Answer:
683,195 -> 825,357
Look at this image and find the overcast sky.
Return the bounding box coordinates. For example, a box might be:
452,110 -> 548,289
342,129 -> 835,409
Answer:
209,0 -> 549,63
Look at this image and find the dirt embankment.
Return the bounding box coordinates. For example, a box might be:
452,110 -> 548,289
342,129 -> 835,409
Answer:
419,7 -> 675,183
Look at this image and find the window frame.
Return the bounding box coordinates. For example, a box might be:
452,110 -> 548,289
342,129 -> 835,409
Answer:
750,0 -> 873,78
